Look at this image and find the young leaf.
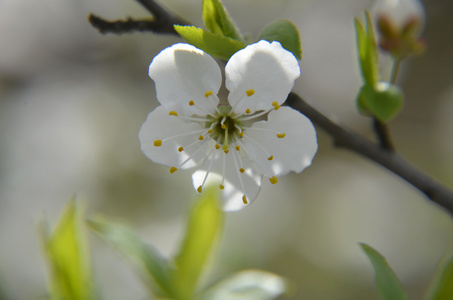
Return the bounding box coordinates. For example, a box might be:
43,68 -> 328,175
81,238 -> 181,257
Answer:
40,200 -> 94,300
173,187 -> 224,299
355,11 -> 380,85
174,25 -> 245,60
257,19 -> 302,60
426,254 -> 453,300
199,269 -> 289,300
89,218 -> 173,298
357,83 -> 404,122
202,0 -> 244,42
360,243 -> 408,300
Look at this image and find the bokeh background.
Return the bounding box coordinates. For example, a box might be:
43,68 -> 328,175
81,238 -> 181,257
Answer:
1,0 -> 453,299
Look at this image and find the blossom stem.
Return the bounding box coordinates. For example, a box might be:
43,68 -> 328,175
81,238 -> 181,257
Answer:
286,92 -> 453,216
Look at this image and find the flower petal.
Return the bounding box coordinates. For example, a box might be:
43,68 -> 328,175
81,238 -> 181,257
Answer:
192,150 -> 262,211
225,40 -> 300,114
139,106 -> 209,169
242,106 -> 317,177
149,43 -> 222,117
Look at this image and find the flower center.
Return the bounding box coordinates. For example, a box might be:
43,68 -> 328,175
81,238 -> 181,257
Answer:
206,106 -> 243,146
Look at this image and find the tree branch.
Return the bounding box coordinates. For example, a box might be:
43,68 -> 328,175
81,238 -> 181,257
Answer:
286,92 -> 453,215
89,0 -> 189,35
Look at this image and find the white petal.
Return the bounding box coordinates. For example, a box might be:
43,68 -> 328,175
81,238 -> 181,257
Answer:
139,106 -> 209,169
225,40 -> 300,114
242,106 -> 317,177
149,43 -> 222,117
192,149 -> 262,211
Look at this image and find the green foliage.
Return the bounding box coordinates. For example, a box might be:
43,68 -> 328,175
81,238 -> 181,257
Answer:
426,254 -> 453,300
357,83 -> 404,122
202,0 -> 244,42
258,19 -> 302,60
199,270 -> 289,300
40,200 -> 94,300
174,25 -> 245,61
355,12 -> 380,86
360,243 -> 408,300
88,218 -> 174,298
173,187 -> 224,299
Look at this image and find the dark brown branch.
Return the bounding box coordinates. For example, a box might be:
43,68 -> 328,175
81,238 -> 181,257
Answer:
89,0 -> 189,35
373,118 -> 395,151
286,92 -> 453,216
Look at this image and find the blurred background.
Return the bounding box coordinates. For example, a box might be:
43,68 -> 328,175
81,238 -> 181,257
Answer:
1,0 -> 453,299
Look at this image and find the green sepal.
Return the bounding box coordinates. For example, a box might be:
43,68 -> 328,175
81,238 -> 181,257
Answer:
202,0 -> 244,42
357,83 -> 404,122
172,187 -> 224,300
40,199 -> 94,300
355,11 -> 380,85
426,254 -> 453,300
360,243 -> 408,300
174,25 -> 246,60
88,218 -> 173,298
257,19 -> 302,60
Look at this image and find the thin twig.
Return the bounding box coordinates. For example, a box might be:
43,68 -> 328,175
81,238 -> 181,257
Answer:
286,92 -> 453,216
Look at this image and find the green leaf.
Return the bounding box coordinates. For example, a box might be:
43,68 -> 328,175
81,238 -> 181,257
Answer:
257,19 -> 302,60
40,200 -> 94,300
357,83 -> 404,122
202,0 -> 244,42
360,243 -> 408,300
173,187 -> 224,299
426,254 -> 453,300
89,218 -> 173,298
199,270 -> 289,300
355,11 -> 380,85
174,25 -> 245,60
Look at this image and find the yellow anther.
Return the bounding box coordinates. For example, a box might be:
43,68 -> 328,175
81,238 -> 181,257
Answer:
153,140 -> 162,147
272,101 -> 281,110
215,144 -> 220,149
246,89 -> 255,97
224,149 -> 229,154
222,144 -> 229,151
221,124 -> 227,130
178,146 -> 184,152
268,155 -> 274,161
205,90 -> 213,97
277,133 -> 286,138
219,184 -> 224,190
189,100 -> 195,106
208,129 -> 213,133
239,131 -> 244,137
269,176 -> 279,184
170,167 -> 178,174
197,186 -> 202,193
245,108 -> 251,114
169,111 -> 178,116
235,145 -> 240,151
240,168 -> 245,173
242,195 -> 248,204
199,135 -> 204,140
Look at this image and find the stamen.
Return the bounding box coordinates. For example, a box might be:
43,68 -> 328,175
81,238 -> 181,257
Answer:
231,149 -> 247,204
245,108 -> 251,114
219,184 -> 224,190
189,100 -> 195,106
240,108 -> 274,121
221,124 -> 227,130
197,186 -> 202,193
246,89 -> 255,97
199,149 -> 217,192
269,176 -> 278,184
153,140 -> 162,147
205,91 -> 213,97
224,149 -> 229,154
188,99 -> 217,118
277,133 -> 286,138
177,139 -> 208,169
240,168 -> 245,173
170,167 -> 178,173
208,129 -> 213,133
242,195 -> 248,204
199,135 -> 204,140
268,155 -> 273,161
169,111 -> 178,116
239,131 -> 244,137
236,145 -> 240,151
178,147 -> 184,152
272,101 -> 281,110
215,144 -> 221,149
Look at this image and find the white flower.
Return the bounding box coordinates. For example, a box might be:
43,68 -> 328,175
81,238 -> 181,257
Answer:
372,0 -> 425,32
139,40 -> 317,211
